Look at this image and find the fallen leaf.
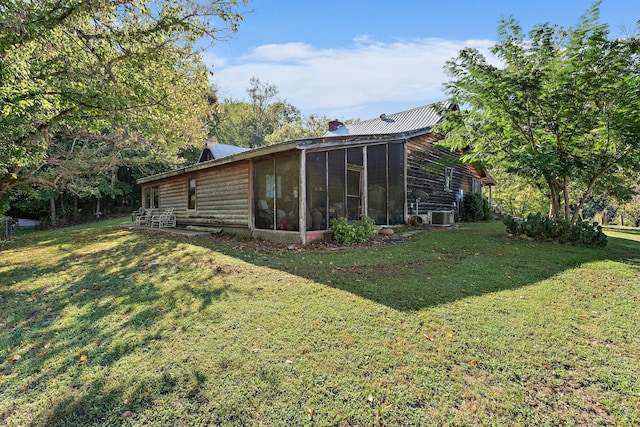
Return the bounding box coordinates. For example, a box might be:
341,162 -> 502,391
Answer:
124,398 -> 132,405
307,408 -> 314,420
446,333 -> 453,339
79,354 -> 88,363
19,384 -> 30,393
8,354 -> 21,362
38,352 -> 49,358
382,402 -> 392,409
470,359 -> 479,366
423,334 -> 435,342
121,411 -> 134,420
285,359 -> 293,364
367,394 -> 374,402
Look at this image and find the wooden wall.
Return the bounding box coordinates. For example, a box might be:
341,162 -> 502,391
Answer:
406,134 -> 478,214
143,161 -> 251,227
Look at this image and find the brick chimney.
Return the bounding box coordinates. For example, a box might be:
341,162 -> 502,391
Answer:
328,120 -> 344,132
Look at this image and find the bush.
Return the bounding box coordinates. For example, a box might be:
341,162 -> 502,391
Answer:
330,216 -> 379,244
503,213 -> 607,247
460,192 -> 491,222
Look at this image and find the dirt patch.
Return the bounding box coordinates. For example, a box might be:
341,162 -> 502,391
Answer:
524,381 -> 614,425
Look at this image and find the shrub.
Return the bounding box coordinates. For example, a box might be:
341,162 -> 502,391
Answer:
330,216 -> 379,244
461,192 -> 492,222
503,214 -> 607,247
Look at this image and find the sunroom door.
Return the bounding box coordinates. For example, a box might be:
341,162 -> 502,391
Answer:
346,166 -> 362,221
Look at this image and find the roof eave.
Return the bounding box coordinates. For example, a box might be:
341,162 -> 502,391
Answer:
137,140 -> 298,184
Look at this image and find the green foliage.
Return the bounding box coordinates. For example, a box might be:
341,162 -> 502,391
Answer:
490,166 -> 548,217
422,154 -> 462,177
617,194 -> 640,227
0,0 -> 247,201
460,192 -> 491,222
330,216 -> 379,244
213,78 -> 328,148
440,2 -> 640,222
503,213 -> 607,247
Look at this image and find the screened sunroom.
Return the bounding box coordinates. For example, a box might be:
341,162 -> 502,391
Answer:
252,142 -> 407,243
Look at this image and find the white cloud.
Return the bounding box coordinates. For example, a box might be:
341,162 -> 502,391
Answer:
205,37 -> 497,119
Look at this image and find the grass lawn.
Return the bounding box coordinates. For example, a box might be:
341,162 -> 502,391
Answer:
0,219 -> 638,426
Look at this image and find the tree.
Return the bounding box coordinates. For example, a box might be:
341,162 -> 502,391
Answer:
618,194 -> 640,227
0,0 -> 247,213
489,166 -> 548,218
213,78 -> 328,148
439,2 -> 640,222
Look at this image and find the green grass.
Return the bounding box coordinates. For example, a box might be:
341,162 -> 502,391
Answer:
1,219 -> 638,426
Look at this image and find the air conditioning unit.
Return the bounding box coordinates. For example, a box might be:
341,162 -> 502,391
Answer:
430,210 -> 454,226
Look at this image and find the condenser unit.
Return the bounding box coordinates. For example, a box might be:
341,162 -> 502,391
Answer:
430,211 -> 454,226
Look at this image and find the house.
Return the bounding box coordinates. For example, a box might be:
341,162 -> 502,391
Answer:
137,101 -> 495,243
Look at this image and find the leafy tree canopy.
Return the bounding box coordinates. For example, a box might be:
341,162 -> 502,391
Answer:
0,0 -> 247,209
212,77 -> 331,148
439,1 -> 640,222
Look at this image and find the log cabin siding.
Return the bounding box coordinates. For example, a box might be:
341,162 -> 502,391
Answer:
191,162 -> 250,226
143,162 -> 250,227
406,134 -> 478,215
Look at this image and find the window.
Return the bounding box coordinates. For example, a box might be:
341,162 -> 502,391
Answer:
306,152 -> 327,230
472,178 -> 482,194
367,145 -> 387,224
365,143 -> 405,225
387,143 -> 405,225
188,178 -> 196,210
144,186 -> 158,208
327,150 -> 345,225
445,167 -> 454,191
254,154 -> 300,230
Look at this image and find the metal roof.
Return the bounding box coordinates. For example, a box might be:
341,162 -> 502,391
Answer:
323,101 -> 455,137
138,101 -> 458,184
198,141 -> 249,163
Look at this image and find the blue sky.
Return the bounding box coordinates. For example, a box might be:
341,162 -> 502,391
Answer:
204,0 -> 640,121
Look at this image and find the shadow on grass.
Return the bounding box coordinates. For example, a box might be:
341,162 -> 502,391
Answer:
185,222 -> 640,311
1,219 -> 638,425
0,224 -> 235,425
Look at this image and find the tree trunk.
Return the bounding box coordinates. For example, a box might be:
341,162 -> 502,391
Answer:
50,197 -> 57,226
562,177 -> 570,221
548,186 -> 561,220
95,198 -> 101,219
